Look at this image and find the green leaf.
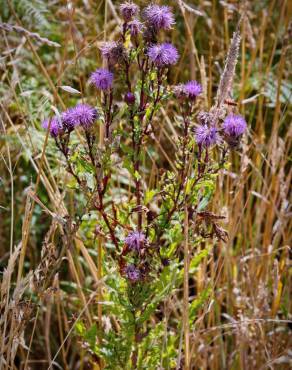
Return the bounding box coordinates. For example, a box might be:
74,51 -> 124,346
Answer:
123,157 -> 135,177
75,320 -> 86,336
189,248 -> 210,273
145,105 -> 153,120
137,263 -> 180,325
134,170 -> 141,180
144,189 -> 156,204
197,179 -> 215,211
72,154 -> 95,176
66,177 -> 78,189
150,71 -> 157,81
197,197 -> 209,211
84,324 -> 98,349
120,142 -> 133,155
178,247 -> 209,281
189,287 -> 212,324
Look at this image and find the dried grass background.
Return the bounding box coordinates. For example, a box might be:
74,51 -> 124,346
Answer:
0,0 -> 291,369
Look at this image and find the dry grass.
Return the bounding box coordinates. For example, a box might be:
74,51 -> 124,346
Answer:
0,0 -> 291,369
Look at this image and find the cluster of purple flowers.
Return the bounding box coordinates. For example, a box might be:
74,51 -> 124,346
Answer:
194,114 -> 247,148
119,2 -> 143,37
42,1 -> 248,156
42,3 -> 179,140
42,104 -> 98,137
122,231 -> 147,283
42,3 -> 248,289
114,2 -> 246,151
43,64 -> 115,137
119,2 -> 175,34
120,2 -> 179,68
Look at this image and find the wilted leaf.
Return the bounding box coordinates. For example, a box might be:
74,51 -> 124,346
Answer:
59,85 -> 81,94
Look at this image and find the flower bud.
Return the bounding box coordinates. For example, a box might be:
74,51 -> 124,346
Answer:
125,92 -> 135,105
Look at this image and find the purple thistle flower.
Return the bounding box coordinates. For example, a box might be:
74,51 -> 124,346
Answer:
195,125 -> 219,147
174,80 -> 202,100
183,80 -> 202,99
125,264 -> 141,282
125,231 -> 146,252
128,19 -> 143,37
42,116 -> 63,137
62,109 -> 79,130
64,104 -> 97,130
99,41 -> 126,65
99,41 -> 117,59
147,43 -> 179,67
120,2 -> 139,22
90,68 -> 114,90
223,114 -> 247,138
143,4 -> 175,30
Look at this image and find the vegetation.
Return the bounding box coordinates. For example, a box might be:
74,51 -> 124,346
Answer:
0,1 -> 291,369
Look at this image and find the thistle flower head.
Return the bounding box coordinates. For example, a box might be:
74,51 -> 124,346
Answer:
195,125 -> 219,147
42,116 -> 63,137
143,4 -> 175,30
90,68 -> 114,90
183,80 -> 202,99
128,19 -> 143,36
147,43 -> 179,67
99,41 -> 126,65
64,104 -> 97,130
223,114 -> 247,137
62,109 -> 79,130
125,264 -> 141,282
174,80 -> 202,100
99,41 -> 117,58
120,2 -> 139,22
125,231 -> 146,252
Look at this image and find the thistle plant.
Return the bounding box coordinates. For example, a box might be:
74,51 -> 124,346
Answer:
42,2 -> 247,368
